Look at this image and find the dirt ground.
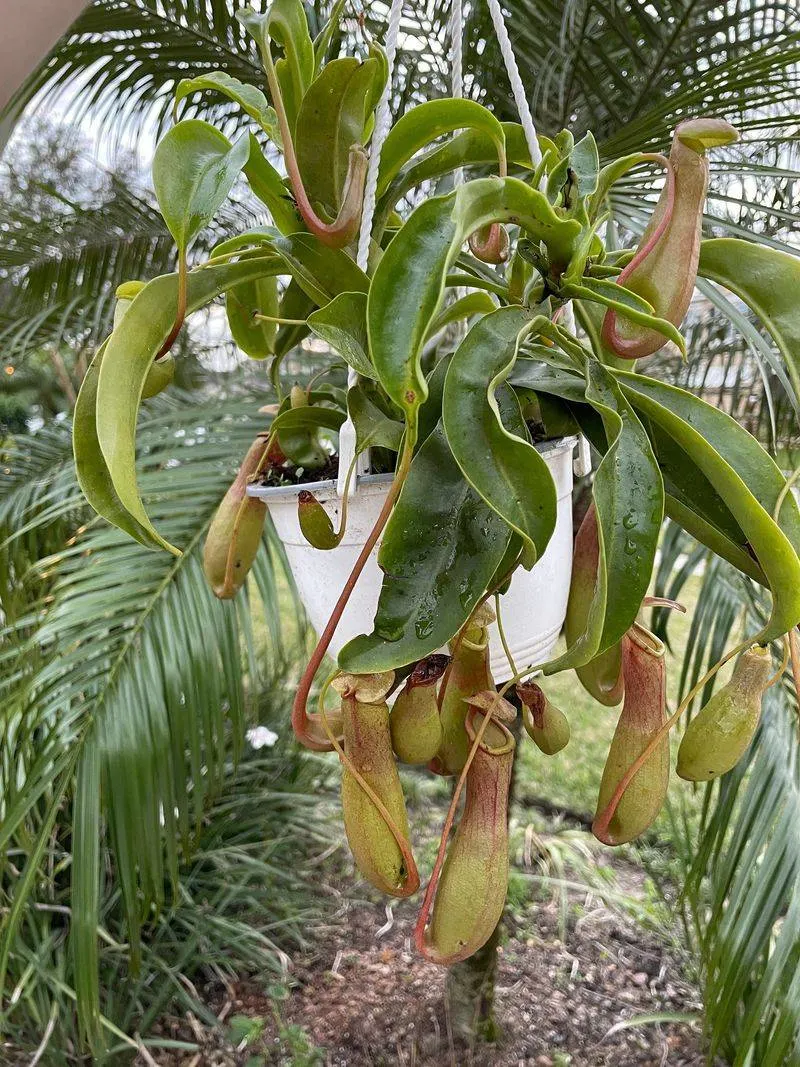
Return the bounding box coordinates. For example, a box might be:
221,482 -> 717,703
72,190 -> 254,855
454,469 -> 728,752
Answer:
148,833 -> 711,1067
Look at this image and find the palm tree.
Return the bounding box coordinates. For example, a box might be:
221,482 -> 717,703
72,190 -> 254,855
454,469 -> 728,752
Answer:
1,0 -> 799,1059
0,385 -> 319,1056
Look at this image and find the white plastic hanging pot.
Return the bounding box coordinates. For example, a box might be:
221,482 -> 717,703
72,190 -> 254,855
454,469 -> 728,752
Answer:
248,436 -> 580,682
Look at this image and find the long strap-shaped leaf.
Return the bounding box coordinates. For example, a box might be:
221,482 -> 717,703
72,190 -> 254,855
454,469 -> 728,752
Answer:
510,357 -> 768,582
698,237 -> 800,404
618,372 -> 800,641
374,122 -> 540,230
90,259 -> 284,553
442,305 -> 557,565
73,340 -> 160,549
338,422 -> 513,674
368,177 -> 581,438
543,360 -> 664,674
375,99 -> 507,198
212,227 -> 369,303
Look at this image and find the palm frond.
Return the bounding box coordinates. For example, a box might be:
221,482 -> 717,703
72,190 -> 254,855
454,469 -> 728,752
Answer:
2,0 -> 434,151
652,522 -> 800,1063
0,174 -> 174,359
0,389 -> 305,1049
457,0 -> 800,150
2,742 -> 329,1060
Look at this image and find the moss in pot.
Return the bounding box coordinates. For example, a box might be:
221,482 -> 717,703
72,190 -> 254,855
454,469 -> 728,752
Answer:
73,1 -> 800,965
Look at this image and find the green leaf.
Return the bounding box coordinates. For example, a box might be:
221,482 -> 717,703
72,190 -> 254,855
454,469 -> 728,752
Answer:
307,292 -> 376,379
174,72 -> 280,143
618,371 -> 800,642
510,356 -> 770,584
272,404 -> 345,468
442,305 -> 557,564
589,152 -> 654,218
376,99 -> 507,198
417,354 -> 451,450
368,176 -> 581,431
563,279 -> 687,357
573,295 -> 634,370
73,340 -> 163,550
348,380 -> 404,453
664,496 -> 765,583
295,56 -> 383,211
243,134 -> 301,235
226,274 -> 279,359
545,359 -> 664,674
377,122 -> 539,216
89,259 -> 283,552
575,276 -> 655,316
213,227 -> 368,305
647,423 -> 748,550
569,130 -> 600,202
152,120 -> 249,253
585,363 -> 664,650
237,2 -> 314,133
313,0 -> 347,71
426,292 -> 497,338
338,424 -> 512,673
698,237 -> 800,403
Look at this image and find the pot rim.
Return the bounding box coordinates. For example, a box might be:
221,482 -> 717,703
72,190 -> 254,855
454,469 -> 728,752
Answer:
248,434 -> 579,502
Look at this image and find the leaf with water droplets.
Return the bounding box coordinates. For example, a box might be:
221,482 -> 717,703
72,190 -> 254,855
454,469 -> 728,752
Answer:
617,370 -> 800,642
545,359 -> 664,675
338,423 -> 512,673
442,305 -> 557,566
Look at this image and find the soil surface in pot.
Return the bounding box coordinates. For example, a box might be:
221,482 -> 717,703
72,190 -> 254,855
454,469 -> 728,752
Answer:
257,455 -> 339,488
256,424 -> 557,490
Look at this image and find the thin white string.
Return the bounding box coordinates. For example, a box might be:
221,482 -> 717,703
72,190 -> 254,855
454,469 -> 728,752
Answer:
356,0 -> 405,273
484,0 -> 582,465
485,0 -> 542,169
450,0 -> 464,188
340,0 -> 405,496
450,0 -> 463,102
449,0 -> 468,328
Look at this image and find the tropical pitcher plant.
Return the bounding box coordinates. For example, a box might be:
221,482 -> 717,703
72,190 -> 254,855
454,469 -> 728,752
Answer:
73,1 -> 800,965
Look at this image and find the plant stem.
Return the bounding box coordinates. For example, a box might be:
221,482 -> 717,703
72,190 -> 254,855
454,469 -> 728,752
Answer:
156,254 -> 187,360
254,313 -> 308,325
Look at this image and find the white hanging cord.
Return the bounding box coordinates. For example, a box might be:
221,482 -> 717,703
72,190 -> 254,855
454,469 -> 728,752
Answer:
483,0 -> 584,473
339,0 -> 405,497
355,0 -> 405,273
450,0 -> 463,105
485,0 -> 541,169
448,0 -> 470,333
450,0 -> 464,190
